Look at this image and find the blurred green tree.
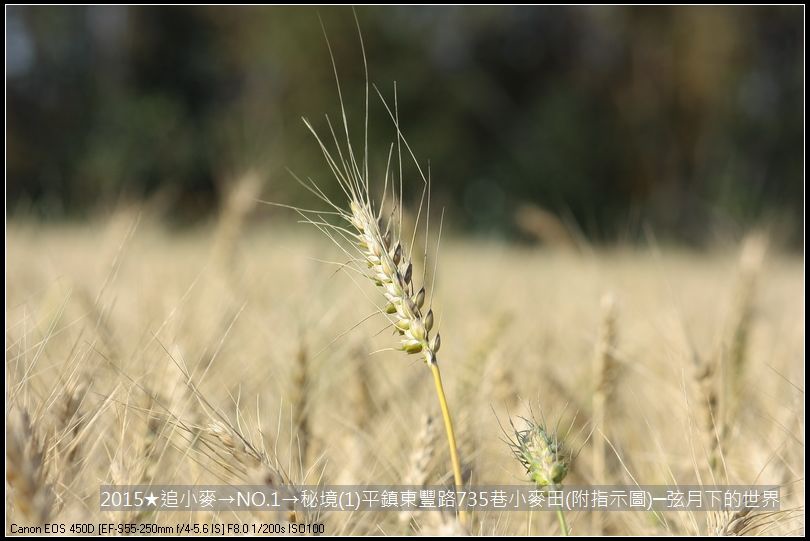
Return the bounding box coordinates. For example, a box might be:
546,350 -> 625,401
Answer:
6,6 -> 804,245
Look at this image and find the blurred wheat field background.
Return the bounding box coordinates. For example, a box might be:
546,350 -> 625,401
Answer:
6,213 -> 804,535
5,6 -> 805,536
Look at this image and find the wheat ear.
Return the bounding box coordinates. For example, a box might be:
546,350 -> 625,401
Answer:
708,502 -> 798,536
292,15 -> 466,522
722,232 -> 766,424
331,195 -> 465,520
300,173 -> 468,516
291,338 -> 311,469
508,414 -> 573,535
51,378 -> 90,488
205,420 -> 299,522
400,414 -> 439,526
404,414 -> 439,487
691,346 -> 724,479
593,293 -> 619,478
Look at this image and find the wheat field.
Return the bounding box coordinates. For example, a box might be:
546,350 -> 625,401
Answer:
5,211 -> 804,535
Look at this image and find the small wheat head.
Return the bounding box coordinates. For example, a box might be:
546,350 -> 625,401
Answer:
510,419 -> 571,489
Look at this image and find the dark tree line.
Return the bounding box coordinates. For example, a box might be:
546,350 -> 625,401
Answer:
7,6 -> 804,246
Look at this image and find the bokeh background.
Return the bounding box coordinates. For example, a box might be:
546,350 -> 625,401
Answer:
6,5 -> 804,246
5,8 -> 805,535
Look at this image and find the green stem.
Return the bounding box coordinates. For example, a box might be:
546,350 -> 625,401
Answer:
556,508 -> 569,536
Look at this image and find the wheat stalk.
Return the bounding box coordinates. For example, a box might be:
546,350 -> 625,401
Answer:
592,293 -> 619,533
291,338 -> 312,469
288,15 -> 466,523
507,414 -> 573,535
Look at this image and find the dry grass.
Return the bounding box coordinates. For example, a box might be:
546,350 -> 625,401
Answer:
5,218 -> 805,535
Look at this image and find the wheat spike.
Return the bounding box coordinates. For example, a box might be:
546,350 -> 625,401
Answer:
294,19 -> 466,522
507,413 -> 573,535
299,143 -> 466,519
53,379 -> 90,486
291,339 -> 312,468
404,414 -> 438,487
691,346 -> 724,479
206,420 -> 283,486
6,409 -> 54,525
205,420 -> 300,522
510,420 -> 571,489
709,504 -> 798,536
400,414 -> 439,526
722,232 -> 766,425
592,293 -> 619,533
